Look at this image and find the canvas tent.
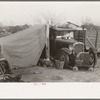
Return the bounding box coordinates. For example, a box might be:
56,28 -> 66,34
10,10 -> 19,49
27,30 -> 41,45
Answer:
0,25 -> 46,69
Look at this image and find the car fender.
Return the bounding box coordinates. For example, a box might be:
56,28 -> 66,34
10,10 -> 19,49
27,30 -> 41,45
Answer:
58,48 -> 71,55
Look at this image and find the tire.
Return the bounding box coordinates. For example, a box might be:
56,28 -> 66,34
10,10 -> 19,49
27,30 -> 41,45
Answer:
56,50 -> 69,69
73,66 -> 78,71
0,61 -> 6,74
88,67 -> 94,71
89,47 -> 97,68
0,60 -> 11,74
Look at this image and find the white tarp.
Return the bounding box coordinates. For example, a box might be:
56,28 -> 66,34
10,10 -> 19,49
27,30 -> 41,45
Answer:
0,25 -> 46,69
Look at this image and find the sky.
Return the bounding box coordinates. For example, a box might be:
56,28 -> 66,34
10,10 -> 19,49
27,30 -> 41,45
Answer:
0,2 -> 100,26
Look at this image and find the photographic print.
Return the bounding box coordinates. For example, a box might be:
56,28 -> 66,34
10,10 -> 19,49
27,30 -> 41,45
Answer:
0,1 -> 99,83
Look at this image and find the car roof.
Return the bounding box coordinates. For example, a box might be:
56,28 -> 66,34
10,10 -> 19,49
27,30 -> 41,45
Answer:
51,26 -> 86,31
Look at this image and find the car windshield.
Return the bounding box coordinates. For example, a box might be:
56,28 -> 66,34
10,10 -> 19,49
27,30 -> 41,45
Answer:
56,31 -> 74,39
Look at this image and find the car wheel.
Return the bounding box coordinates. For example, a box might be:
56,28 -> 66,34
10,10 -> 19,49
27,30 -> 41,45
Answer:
88,67 -> 94,71
56,50 -> 69,69
73,66 -> 78,71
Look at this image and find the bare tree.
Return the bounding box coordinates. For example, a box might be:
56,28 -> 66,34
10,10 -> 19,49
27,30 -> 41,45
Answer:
0,22 -> 3,32
81,17 -> 100,30
32,11 -> 68,26
81,17 -> 92,25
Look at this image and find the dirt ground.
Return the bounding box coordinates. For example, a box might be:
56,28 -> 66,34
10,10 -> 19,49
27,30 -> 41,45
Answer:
5,55 -> 99,82
0,56 -> 100,82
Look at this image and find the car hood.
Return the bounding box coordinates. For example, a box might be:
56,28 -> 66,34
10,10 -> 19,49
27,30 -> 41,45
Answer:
55,38 -> 77,45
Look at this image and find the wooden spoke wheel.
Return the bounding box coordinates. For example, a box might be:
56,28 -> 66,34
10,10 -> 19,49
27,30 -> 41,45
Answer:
56,50 -> 69,69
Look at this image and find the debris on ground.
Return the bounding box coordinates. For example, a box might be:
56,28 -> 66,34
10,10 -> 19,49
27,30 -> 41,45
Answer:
0,74 -> 24,82
38,58 -> 54,67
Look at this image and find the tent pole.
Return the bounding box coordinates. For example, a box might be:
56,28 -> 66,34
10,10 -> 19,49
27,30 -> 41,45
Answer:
95,30 -> 98,49
46,22 -> 50,60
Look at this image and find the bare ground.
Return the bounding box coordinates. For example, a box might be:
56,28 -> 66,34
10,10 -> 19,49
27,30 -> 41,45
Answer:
7,57 -> 100,82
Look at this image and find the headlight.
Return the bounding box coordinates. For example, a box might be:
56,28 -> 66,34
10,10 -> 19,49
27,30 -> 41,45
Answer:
69,45 -> 73,50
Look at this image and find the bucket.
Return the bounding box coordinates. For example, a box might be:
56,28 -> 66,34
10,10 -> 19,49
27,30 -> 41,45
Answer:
55,60 -> 64,69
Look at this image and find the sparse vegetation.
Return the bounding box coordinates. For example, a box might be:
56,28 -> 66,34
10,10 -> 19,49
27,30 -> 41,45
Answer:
5,24 -> 30,34
81,17 -> 100,30
0,24 -> 30,38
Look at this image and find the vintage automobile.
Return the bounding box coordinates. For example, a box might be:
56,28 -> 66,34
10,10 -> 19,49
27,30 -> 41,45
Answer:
47,26 -> 97,71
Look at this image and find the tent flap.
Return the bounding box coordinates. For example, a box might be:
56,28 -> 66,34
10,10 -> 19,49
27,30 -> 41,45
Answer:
0,25 -> 46,69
